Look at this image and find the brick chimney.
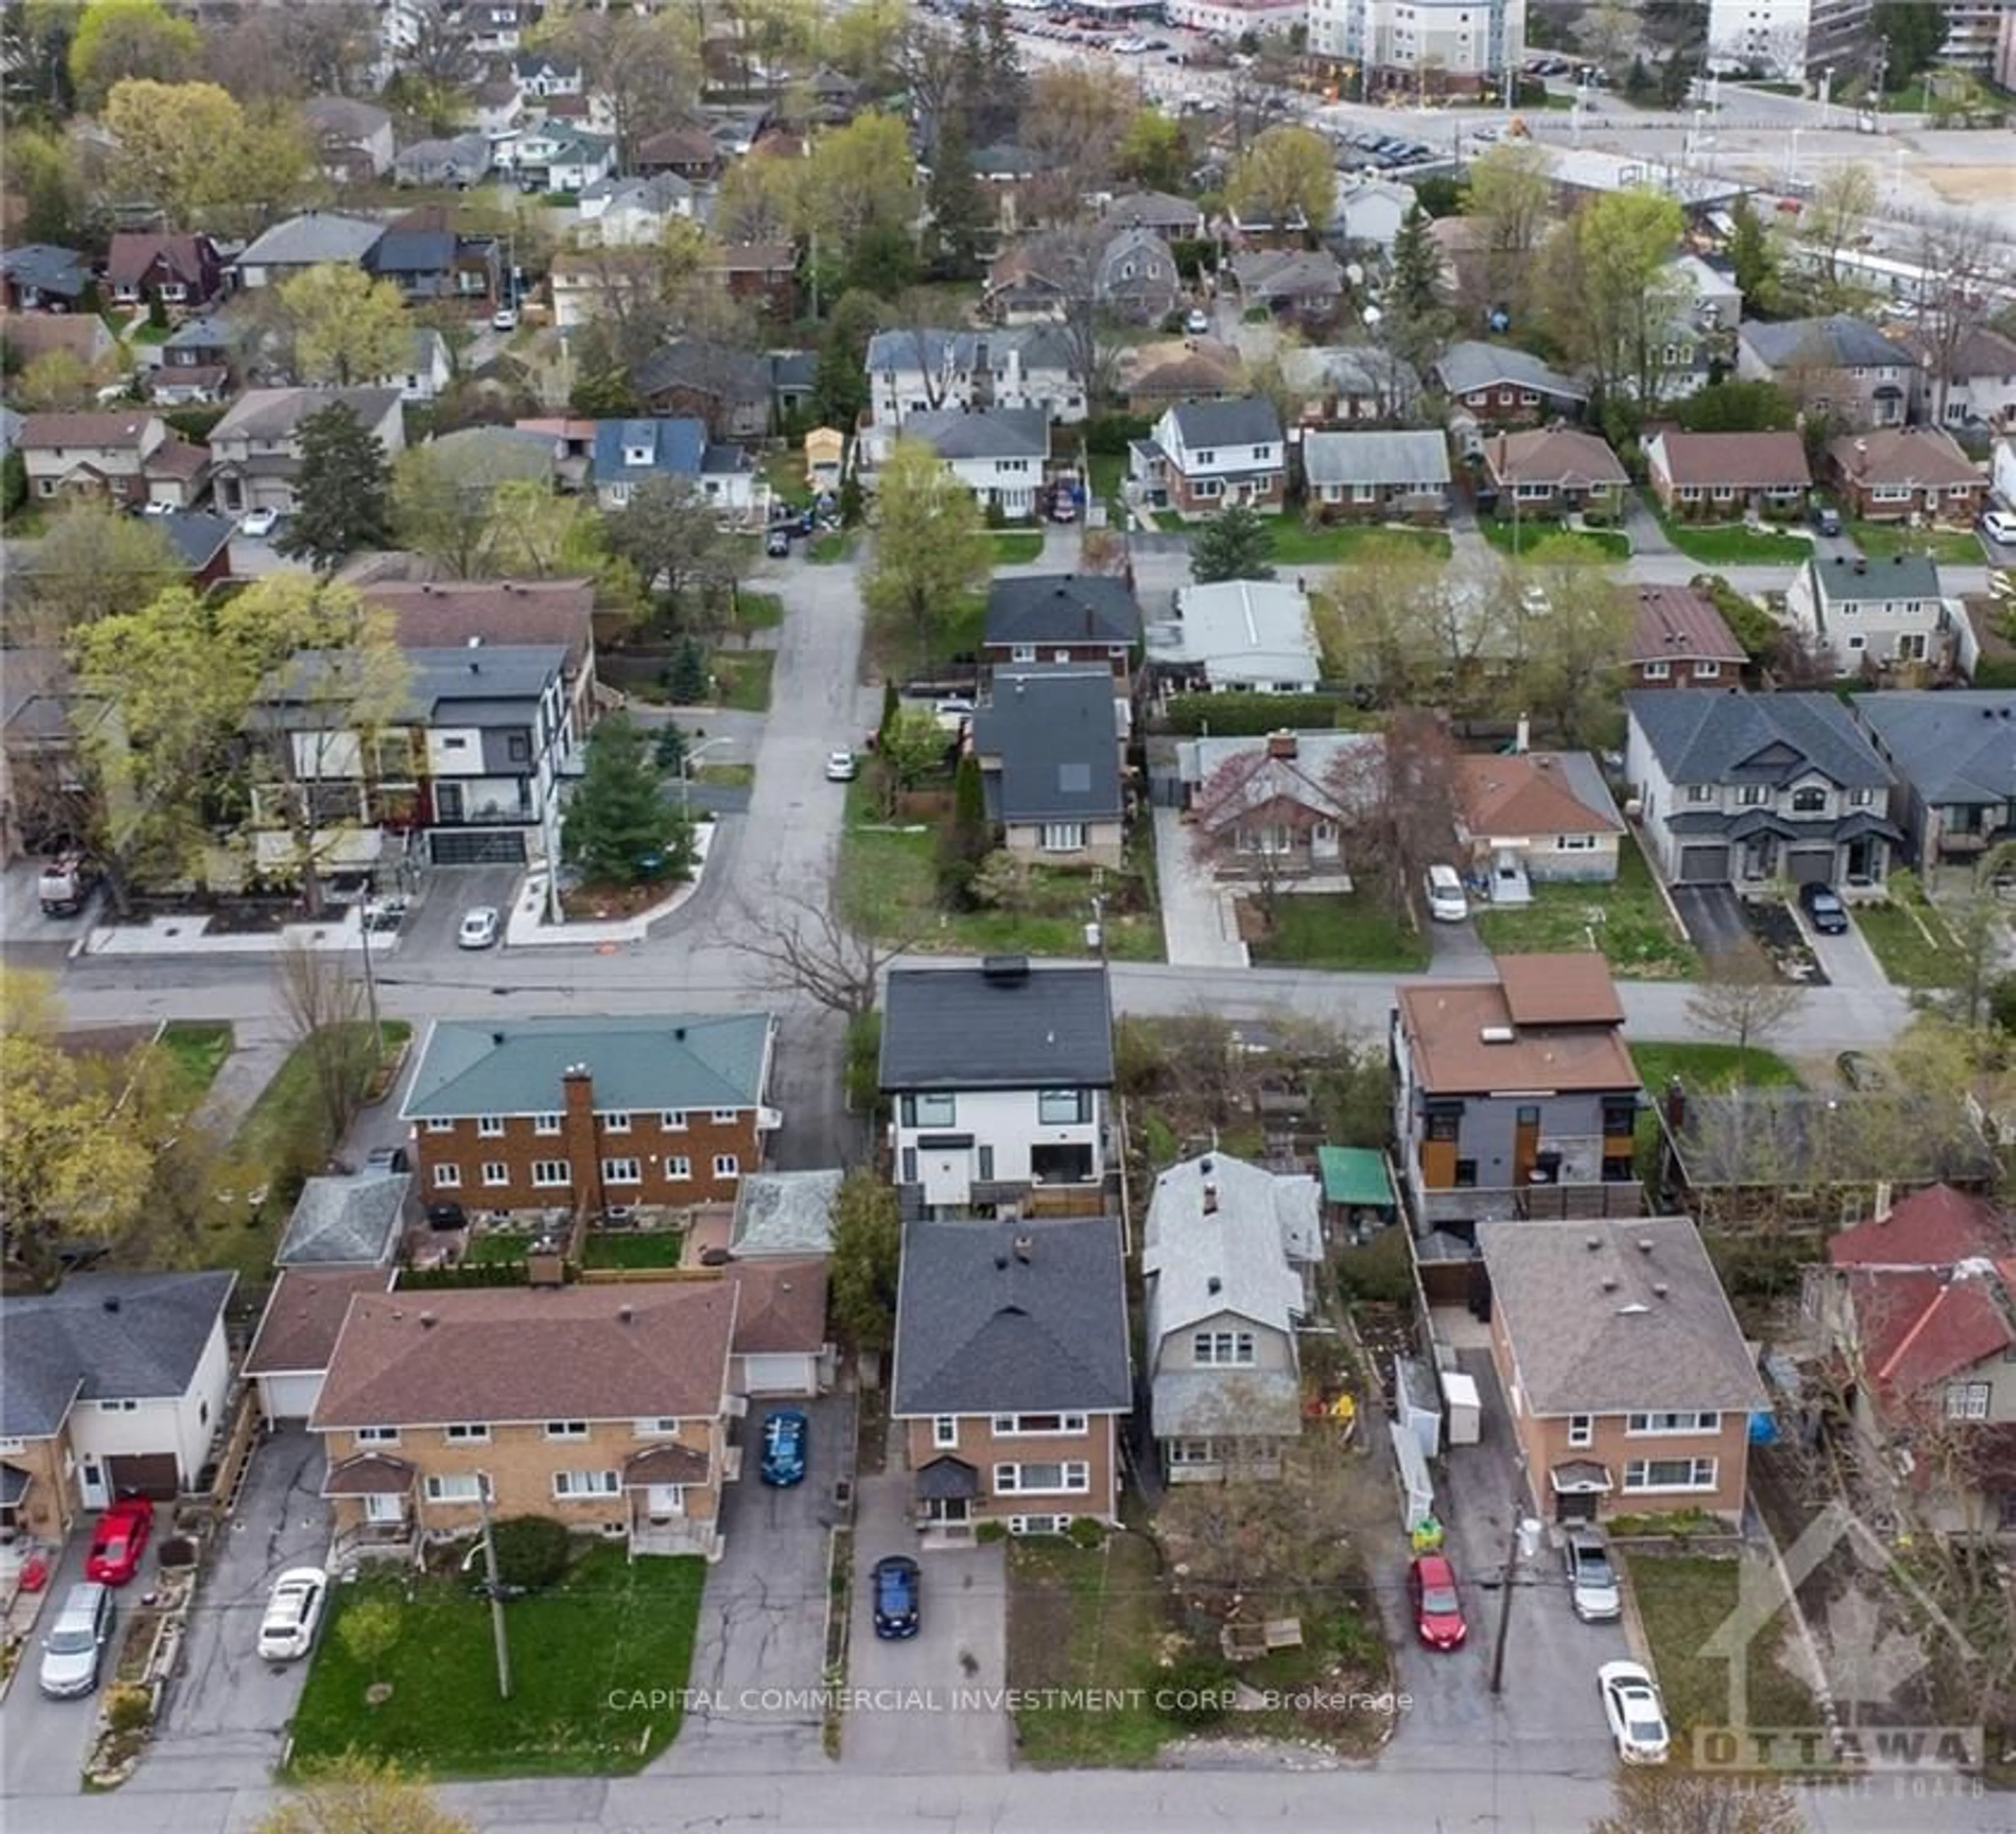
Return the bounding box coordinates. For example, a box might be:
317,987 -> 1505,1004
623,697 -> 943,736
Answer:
1265,730 -> 1298,760
562,1063 -> 605,1217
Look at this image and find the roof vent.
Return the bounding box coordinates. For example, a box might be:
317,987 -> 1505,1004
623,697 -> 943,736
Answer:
981,955 -> 1031,984
994,1253 -> 1011,1271
1653,1282 -> 1670,1299
1479,1026 -> 1516,1044
419,1312 -> 437,1329
1200,1155 -> 1214,1175
1599,1276 -> 1619,1292
1637,1238 -> 1655,1255
467,634 -> 483,648
1207,1276 -> 1223,1295
1013,1234 -> 1033,1263
493,1031 -> 506,1045
1617,1302 -> 1651,1316
1203,1183 -> 1219,1215
102,1295 -> 121,1314
618,1303 -> 635,1324
1585,1236 -> 1602,1252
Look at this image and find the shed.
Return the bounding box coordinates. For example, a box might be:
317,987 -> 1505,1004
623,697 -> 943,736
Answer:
804,425 -> 845,489
1318,1146 -> 1398,1241
1393,1353 -> 1443,1461
1440,1368 -> 1480,1447
1390,1421 -> 1435,1533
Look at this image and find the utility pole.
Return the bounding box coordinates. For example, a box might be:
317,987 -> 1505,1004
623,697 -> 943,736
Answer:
1488,1507 -> 1538,1694
476,1474 -> 513,1700
358,902 -> 381,1046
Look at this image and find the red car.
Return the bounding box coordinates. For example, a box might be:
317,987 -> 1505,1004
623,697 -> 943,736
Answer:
1408,1553 -> 1467,1650
84,1498 -> 154,1586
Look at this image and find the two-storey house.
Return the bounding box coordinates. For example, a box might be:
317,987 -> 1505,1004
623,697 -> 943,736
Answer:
1625,688 -> 1899,889
363,221 -> 501,305
1276,345 -> 1424,428
509,124 -> 616,193
1853,690 -> 2016,867
511,50 -> 585,106
1130,397 -> 1286,520
587,417 -> 758,517
970,665 -> 1126,869
897,408 -> 1051,521
103,231 -> 223,316
0,243 -> 90,312
1784,553 -> 1951,680
1142,1153 -> 1320,1482
313,1281 -> 739,1562
18,410 -> 209,511
303,95 -> 394,181
148,312 -> 235,406
1826,426 -> 1986,526
1627,584 -> 1748,690
1181,728 -> 1372,884
1736,314 -> 1917,429
399,1015 -> 778,1218
208,387 -> 405,518
892,1215 -> 1130,1537
1391,953 -> 1645,1242
1917,325 -> 2016,431
981,574 -> 1141,710
1479,1215 -> 1766,1525
864,328 -> 1083,429
3,1272 -> 235,1540
880,960 -> 1114,1217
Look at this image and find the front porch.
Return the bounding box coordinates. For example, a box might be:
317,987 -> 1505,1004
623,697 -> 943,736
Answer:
624,1442 -> 724,1562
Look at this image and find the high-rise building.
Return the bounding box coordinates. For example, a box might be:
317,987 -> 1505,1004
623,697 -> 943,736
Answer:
1307,0 -> 1529,96
1708,0 -> 2012,83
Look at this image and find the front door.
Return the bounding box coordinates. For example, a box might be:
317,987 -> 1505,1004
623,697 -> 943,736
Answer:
920,1145 -> 973,1208
1513,1105 -> 1542,1186
645,1485 -> 684,1520
78,1460 -> 109,1511
1557,1488 -> 1599,1524
923,1498 -> 971,1525
363,1493 -> 407,1525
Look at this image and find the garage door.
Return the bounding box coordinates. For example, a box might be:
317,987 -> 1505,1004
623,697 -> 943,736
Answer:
106,1452 -> 178,1501
737,1353 -> 816,1396
1788,850 -> 1834,885
1678,845 -> 1729,882
259,1372 -> 324,1422
429,829 -> 528,866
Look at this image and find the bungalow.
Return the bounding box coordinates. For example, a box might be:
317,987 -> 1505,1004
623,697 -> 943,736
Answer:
103,232 -> 223,315
1784,553 -> 1952,680
0,313 -> 120,383
160,512 -> 236,592
1300,429 -> 1451,523
1226,247 -> 1346,325
392,132 -> 495,190
970,664 -> 1127,869
1276,344 -> 1423,427
1644,430 -> 1812,521
0,243 -> 90,312
1434,342 -> 1588,430
1480,427 -> 1630,523
1099,189 -> 1206,241
1121,344 -> 1243,418
1626,583 -> 1747,689
233,213 -> 385,289
635,123 -> 724,182
1147,579 -> 1321,695
1826,426 -> 1986,526
1853,689 -> 2016,866
587,416 -> 759,517
1129,397 -> 1286,520
1456,751 -> 1624,886
897,408 -> 1051,522
635,339 -> 773,440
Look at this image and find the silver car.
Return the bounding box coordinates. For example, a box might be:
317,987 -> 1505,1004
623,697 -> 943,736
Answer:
1563,1528 -> 1622,1622
39,1582 -> 113,1699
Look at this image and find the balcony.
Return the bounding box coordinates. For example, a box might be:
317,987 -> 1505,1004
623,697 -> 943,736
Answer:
1406,1174 -> 1645,1232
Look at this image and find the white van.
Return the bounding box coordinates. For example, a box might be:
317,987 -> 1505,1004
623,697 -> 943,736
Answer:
1425,864 -> 1468,923
39,1582 -> 113,1699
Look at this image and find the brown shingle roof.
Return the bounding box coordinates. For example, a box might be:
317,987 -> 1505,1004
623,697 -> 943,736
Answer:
1497,952 -> 1626,1026
0,314 -> 113,364
1828,425 -> 1979,489
360,579 -> 595,676
103,231 -> 213,290
245,1268 -> 393,1377
323,1452 -> 415,1496
1486,428 -> 1629,489
712,241 -> 794,273
1630,584 -> 1746,668
310,1283 -> 737,1430
722,1259 -> 828,1356
18,411 -> 156,450
624,1442 -> 710,1485
1650,430 -> 1811,489
1396,966 -> 1635,1095
1458,754 -> 1620,844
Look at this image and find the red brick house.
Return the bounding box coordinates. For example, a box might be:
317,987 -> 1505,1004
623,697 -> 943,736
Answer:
1826,426 -> 1986,525
1644,430 -> 1812,521
1627,584 -> 1748,689
707,242 -> 797,322
103,232 -> 224,316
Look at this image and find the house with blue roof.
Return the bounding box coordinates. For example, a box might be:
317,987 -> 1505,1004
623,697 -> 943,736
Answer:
589,416 -> 759,518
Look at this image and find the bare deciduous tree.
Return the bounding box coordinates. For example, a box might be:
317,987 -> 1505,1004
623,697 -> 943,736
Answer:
1587,1765 -> 1802,1834
1912,212 -> 2015,427
275,940 -> 377,1153
730,880 -> 925,1020
1326,709 -> 1462,925
1685,946 -> 1808,1053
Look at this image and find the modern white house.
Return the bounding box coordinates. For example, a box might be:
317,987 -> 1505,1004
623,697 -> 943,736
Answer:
879,960 -> 1115,1215
863,328 -> 1083,429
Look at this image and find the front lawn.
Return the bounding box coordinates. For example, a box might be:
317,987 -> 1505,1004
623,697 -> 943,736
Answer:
289,1547 -> 705,1777
1245,891 -> 1429,971
1088,451 -> 1126,517
1008,1530 -> 1171,1766
1481,518 -> 1632,561
1853,898 -> 1965,988
1630,1042 -> 1800,1092
1266,517 -> 1453,566
990,530 -> 1045,564
1654,510 -> 1812,566
709,649 -> 774,711
155,1021 -> 234,1114
1848,520 -> 1987,565
1472,839 -> 1697,979
1623,1552 -> 1819,1760
737,591 -> 784,631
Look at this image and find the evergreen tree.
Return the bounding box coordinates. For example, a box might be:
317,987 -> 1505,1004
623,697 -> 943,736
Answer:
1190,503 -> 1277,585
1657,51 -> 1695,109
561,712 -> 691,887
1382,205 -> 1453,373
1725,195 -> 1780,313
665,638 -> 709,704
877,678 -> 900,747
275,404 -> 390,576
938,751 -> 992,906
925,122 -> 986,282
653,721 -> 688,774
146,289 -> 168,330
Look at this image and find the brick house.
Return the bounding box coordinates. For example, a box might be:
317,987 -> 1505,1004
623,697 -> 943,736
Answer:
1130,396 -> 1286,519
1627,584 -> 1747,690
398,1014 -> 779,1217
1826,426 -> 1987,526
1183,728 -> 1373,883
103,232 -> 223,315
707,241 -> 797,321
981,573 -> 1141,693
312,1281 -> 739,1561
892,1214 -> 1131,1537
1644,430 -> 1812,521
1433,342 -> 1588,429
1479,1215 -> 1766,1525
1481,428 -> 1630,523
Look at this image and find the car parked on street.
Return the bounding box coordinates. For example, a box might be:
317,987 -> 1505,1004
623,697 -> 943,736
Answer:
1811,504 -> 1842,537
766,525 -> 792,557
760,1408 -> 809,1487
1408,1553 -> 1467,1650
257,1567 -> 328,1660
84,1497 -> 153,1586
1981,508 -> 2016,546
1599,1660 -> 1671,1763
38,1583 -> 114,1699
457,905 -> 500,949
1562,1529 -> 1621,1622
1799,881 -> 1850,936
872,1554 -> 921,1639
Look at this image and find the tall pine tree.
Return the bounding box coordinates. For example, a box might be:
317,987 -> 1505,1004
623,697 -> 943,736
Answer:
275,404 -> 390,576
1382,204 -> 1454,375
926,122 -> 986,281
562,711 -> 692,887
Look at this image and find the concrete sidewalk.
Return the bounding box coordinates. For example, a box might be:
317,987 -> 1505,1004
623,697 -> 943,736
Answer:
1151,805 -> 1248,969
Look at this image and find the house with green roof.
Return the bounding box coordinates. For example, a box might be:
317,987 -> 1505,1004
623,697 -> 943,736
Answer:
399,1014 -> 778,1218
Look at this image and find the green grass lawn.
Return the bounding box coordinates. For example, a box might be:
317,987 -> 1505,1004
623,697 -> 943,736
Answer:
1654,510 -> 1813,566
155,1021 -> 234,1114
762,448 -> 813,508
1482,518 -> 1633,561
1088,451 -> 1126,515
289,1547 -> 705,1777
580,1230 -> 686,1269
465,1231 -> 530,1266
1852,899 -> 1963,988
1847,520 -> 1986,565
1007,1531 -> 1171,1766
990,531 -> 1045,564
1472,840 -> 1697,979
1623,1553 -> 1818,1758
1247,890 -> 1429,972
737,591 -> 784,631
808,531 -> 857,564
1631,1042 -> 1801,1092
709,649 -> 774,711
1265,517 -> 1452,566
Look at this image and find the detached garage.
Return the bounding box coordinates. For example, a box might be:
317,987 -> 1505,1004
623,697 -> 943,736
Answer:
245,1269 -> 394,1424
723,1260 -> 831,1398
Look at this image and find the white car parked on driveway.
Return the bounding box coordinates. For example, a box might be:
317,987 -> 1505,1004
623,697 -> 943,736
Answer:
257,1567 -> 328,1661
1599,1660 -> 1670,1764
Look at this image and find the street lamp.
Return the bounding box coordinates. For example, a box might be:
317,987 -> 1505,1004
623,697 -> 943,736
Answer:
680,735 -> 734,820
1786,127 -> 1803,189
1819,64 -> 1834,125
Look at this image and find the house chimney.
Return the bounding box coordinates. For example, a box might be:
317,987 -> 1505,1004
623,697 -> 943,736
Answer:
1514,713 -> 1530,755
1266,730 -> 1297,760
1203,1183 -> 1219,1215
1852,437 -> 1868,477
618,1303 -> 635,1324
562,1064 -> 604,1218
1664,1077 -> 1686,1132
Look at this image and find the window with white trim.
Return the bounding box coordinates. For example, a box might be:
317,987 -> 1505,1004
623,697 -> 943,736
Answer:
1623,1457 -> 1718,1492
666,1155 -> 691,1179
635,1417 -> 680,1437
1696,660 -> 1720,679
933,1417 -> 959,1448
532,1160 -> 571,1187
602,1111 -> 632,1133
1194,1331 -> 1256,1366
1567,1415 -> 1593,1449
355,1426 -> 400,1446
994,1461 -> 1090,1494
1643,659 -> 1671,680
661,1109 -> 688,1131
712,1154 -> 740,1178
1012,644 -> 1036,662
1009,1514 -> 1069,1535
433,1164 -> 462,1189
545,1420 -> 589,1440
425,1472 -> 486,1502
534,1112 -> 562,1135
482,1162 -> 509,1186
602,1157 -> 642,1184
477,1115 -> 505,1137
1625,1411 -> 1720,1435
424,1118 -> 455,1134
1557,834 -> 1598,850
444,1423 -> 490,1443
990,1413 -> 1088,1437
1946,1381 -> 1991,1421
553,1469 -> 621,1498
1042,821 -> 1086,852
710,1108 -> 738,1124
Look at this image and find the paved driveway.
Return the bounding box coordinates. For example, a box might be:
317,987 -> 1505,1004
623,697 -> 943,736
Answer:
663,1397 -> 850,1775
1805,908 -> 1893,993
1384,1352 -> 1629,1778
1151,805 -> 1246,969
1670,884 -> 1751,957
0,1531 -> 102,1799
842,1475 -> 1009,1775
134,1428 -> 330,1794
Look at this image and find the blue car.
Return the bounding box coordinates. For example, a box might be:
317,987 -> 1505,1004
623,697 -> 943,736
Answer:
760,1408 -> 808,1486
873,1555 -> 921,1639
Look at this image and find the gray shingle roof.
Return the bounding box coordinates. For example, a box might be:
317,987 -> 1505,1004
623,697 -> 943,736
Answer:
1143,1153 -> 1316,1341
1435,341 -> 1586,401
984,573 -> 1140,650
1625,689 -> 1893,789
1854,691 -> 2016,806
863,326 -> 1073,377
402,1015 -> 773,1119
1740,313 -> 1916,373
1477,1216 -> 1767,1416
211,387 -> 400,445
1807,552 -> 1944,607
891,1215 -> 1130,1416
904,407 -> 1049,461
1301,429 -> 1451,490
235,213 -> 386,270
880,964 -> 1114,1091
3,1272 -> 236,1439
972,666 -> 1123,825
1169,396 -> 1283,449
277,1172 -> 410,1267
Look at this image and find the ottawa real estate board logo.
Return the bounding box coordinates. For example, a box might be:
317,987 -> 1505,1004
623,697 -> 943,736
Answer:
1691,1501 -> 1982,1777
